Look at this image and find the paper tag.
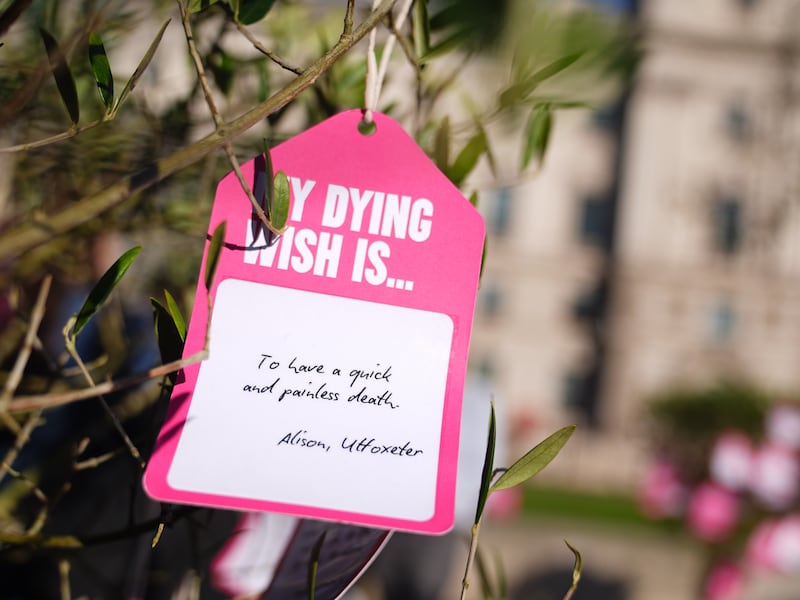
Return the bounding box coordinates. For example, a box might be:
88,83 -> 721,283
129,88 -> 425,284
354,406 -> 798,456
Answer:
143,110 -> 485,533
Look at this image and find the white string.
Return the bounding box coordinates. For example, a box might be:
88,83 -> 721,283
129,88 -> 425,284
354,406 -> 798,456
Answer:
363,0 -> 415,125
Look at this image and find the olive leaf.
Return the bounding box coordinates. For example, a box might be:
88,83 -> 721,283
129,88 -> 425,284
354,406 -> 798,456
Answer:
40,27 -> 79,124
88,32 -> 114,111
474,402 -> 496,523
413,0 -> 430,61
447,129 -> 486,187
271,171 -> 290,231
151,298 -> 185,366
306,530 -> 327,600
522,104 -> 552,169
71,246 -> 142,338
114,19 -> 170,115
562,540 -> 583,600
205,221 -> 226,290
490,425 -> 576,492
163,289 -> 186,341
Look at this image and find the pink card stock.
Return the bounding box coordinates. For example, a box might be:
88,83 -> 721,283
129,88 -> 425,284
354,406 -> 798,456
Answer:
144,110 -> 485,533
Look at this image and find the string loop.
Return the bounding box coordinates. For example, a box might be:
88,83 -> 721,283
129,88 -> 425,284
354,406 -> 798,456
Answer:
363,0 -> 415,126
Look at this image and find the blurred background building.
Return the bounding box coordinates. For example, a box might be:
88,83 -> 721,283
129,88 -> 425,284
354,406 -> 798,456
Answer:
471,0 -> 800,492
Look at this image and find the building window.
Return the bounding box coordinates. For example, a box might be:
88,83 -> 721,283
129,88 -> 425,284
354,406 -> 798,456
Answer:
487,186 -> 512,236
734,0 -> 757,10
479,283 -> 503,317
562,367 -> 600,426
578,194 -> 613,250
725,103 -> 752,142
711,195 -> 743,255
709,302 -> 737,344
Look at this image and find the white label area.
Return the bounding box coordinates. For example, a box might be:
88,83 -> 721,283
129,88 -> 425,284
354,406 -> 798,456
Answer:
168,279 -> 454,522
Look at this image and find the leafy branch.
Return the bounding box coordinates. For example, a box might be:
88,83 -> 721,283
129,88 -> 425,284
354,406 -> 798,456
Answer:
0,0 -> 399,263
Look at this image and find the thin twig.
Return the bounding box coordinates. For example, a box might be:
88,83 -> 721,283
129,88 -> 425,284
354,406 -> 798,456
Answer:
64,341 -> 145,470
343,0 -> 356,37
8,350 -> 208,413
0,275 -> 52,432
232,19 -> 303,75
178,0 -> 223,128
0,120 -> 105,153
59,559 -> 71,600
0,0 -> 399,261
460,522 -> 482,600
0,461 -> 47,503
0,409 -> 44,489
180,0 -> 285,238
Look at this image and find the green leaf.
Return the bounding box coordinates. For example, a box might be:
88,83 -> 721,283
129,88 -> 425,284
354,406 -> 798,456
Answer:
468,190 -> 479,208
39,28 -> 79,124
234,0 -> 276,25
500,52 -> 584,107
420,28 -> 471,64
522,104 -> 552,169
72,246 -> 142,338
188,0 -> 221,12
563,540 -> 582,600
474,402 -> 496,523
151,298 -> 185,366
88,32 -> 114,111
448,130 -> 486,187
271,171 -> 290,231
115,19 -> 170,113
163,289 -> 186,341
433,117 -> 450,173
412,0 -> 430,61
307,530 -> 326,600
205,222 -> 226,290
490,425 -> 576,492
478,123 -> 497,178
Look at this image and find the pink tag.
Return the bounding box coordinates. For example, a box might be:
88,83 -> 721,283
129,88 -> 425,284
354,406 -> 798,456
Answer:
144,110 -> 485,533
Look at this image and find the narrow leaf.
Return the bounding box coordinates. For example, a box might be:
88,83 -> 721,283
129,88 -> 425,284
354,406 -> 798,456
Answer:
115,19 -> 170,112
236,0 -> 276,25
490,425 -> 576,492
88,32 -> 114,110
474,402 -> 496,523
500,52 -> 584,107
529,52 -> 585,86
39,28 -> 79,124
307,530 -> 327,600
420,28 -> 471,64
412,0 -> 430,61
163,289 -> 186,341
151,298 -> 185,366
522,104 -> 552,169
0,0 -> 33,38
205,222 -> 226,290
448,130 -> 486,187
188,0 -> 221,12
478,122 -> 497,178
468,191 -> 479,208
433,116 -> 450,173
562,541 -> 582,600
271,171 -> 290,231
72,246 -> 142,338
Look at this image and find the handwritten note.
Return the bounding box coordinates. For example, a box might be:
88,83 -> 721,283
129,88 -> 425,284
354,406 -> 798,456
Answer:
167,280 -> 452,521
144,111 -> 484,533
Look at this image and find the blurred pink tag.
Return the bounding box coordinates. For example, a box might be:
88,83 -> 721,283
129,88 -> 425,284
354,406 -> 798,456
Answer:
144,110 -> 484,533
